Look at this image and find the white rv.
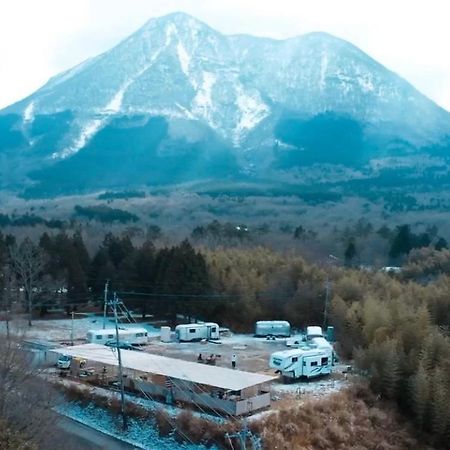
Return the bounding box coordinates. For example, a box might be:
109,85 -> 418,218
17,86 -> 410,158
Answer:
175,323 -> 220,342
255,320 -> 291,337
306,326 -> 323,339
270,342 -> 333,380
86,328 -> 148,345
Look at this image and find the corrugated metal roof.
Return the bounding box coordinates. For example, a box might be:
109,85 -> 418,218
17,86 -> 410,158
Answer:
52,344 -> 274,391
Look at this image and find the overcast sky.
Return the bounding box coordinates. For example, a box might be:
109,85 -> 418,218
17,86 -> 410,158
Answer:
1,0 -> 449,110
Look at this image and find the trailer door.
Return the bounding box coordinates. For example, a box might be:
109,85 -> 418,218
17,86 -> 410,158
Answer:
304,356 -> 322,378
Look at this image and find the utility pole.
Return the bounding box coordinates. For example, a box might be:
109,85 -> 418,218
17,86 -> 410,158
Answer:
4,266 -> 11,340
112,292 -> 127,430
71,310 -> 74,346
225,421 -> 261,450
323,277 -> 331,330
103,280 -> 109,329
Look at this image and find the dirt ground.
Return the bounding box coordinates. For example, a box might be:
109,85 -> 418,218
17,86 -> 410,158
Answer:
143,333 -> 286,374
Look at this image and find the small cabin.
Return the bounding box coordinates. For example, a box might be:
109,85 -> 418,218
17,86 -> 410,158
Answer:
175,323 -> 220,342
86,328 -> 148,345
255,320 -> 291,337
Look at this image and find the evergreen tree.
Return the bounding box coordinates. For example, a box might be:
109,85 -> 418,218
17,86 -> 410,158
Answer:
410,364 -> 429,430
389,225 -> 413,259
344,240 -> 357,266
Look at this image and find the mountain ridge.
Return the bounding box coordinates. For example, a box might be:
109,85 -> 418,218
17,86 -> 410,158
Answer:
0,12 -> 449,197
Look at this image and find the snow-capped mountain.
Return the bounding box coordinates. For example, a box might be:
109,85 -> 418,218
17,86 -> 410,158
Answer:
1,12 -> 450,196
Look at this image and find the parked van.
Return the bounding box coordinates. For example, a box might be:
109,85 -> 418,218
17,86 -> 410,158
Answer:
86,327 -> 148,345
175,323 -> 220,342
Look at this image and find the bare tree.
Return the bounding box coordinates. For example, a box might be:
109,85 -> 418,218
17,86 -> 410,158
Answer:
1,264 -> 12,339
9,238 -> 45,327
0,336 -> 59,449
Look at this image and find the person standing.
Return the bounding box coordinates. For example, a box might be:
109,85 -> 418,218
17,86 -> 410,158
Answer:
231,353 -> 237,369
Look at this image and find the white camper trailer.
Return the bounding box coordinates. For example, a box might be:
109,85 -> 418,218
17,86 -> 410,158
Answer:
86,328 -> 148,345
306,326 -> 323,339
270,342 -> 333,380
175,323 -> 220,342
255,320 -> 291,337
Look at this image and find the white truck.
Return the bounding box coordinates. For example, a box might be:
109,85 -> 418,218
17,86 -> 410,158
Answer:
175,322 -> 220,342
86,327 -> 148,345
270,339 -> 333,380
56,354 -> 72,369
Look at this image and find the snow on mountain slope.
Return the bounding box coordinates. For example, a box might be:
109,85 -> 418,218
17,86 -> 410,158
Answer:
5,12 -> 448,155
1,12 -> 450,196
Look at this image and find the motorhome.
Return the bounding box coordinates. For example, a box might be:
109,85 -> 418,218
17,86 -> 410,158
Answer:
306,326 -> 323,339
175,323 -> 220,342
269,343 -> 333,380
255,320 -> 291,337
86,328 -> 148,345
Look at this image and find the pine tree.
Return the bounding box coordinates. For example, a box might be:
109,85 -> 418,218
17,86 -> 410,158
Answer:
380,339 -> 400,400
429,367 -> 450,442
410,364 -> 430,430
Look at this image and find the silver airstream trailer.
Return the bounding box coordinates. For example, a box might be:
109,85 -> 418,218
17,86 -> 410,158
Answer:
255,320 -> 291,337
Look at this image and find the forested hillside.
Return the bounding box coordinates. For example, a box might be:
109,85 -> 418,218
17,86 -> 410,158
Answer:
1,229 -> 450,447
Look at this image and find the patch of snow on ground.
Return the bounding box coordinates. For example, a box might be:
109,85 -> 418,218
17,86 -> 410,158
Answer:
56,402 -> 210,450
53,46 -> 165,159
165,23 -> 177,46
0,315 -> 160,343
177,42 -> 191,78
105,80 -> 134,113
271,377 -> 348,397
233,85 -> 269,145
358,74 -> 375,92
53,118 -> 103,159
192,71 -> 216,126
319,52 -> 329,91
23,101 -> 35,123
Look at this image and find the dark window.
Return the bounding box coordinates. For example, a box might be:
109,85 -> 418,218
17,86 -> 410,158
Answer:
211,327 -> 217,332
292,357 -> 298,363
321,357 -> 329,366
189,329 -> 196,333
96,335 -> 102,340
136,333 -> 143,337
107,334 -> 114,339
310,361 -> 318,367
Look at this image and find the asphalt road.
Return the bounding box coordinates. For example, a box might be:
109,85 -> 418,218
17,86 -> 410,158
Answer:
57,415 -> 139,450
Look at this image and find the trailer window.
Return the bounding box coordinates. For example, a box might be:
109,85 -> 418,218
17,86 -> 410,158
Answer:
136,333 -> 143,337
189,329 -> 196,333
310,361 -> 318,367
291,357 -> 298,363
107,334 -> 114,339
96,335 -> 102,340
211,327 -> 217,332
321,357 -> 329,366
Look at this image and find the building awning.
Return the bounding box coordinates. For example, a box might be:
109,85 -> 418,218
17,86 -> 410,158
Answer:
51,344 -> 274,391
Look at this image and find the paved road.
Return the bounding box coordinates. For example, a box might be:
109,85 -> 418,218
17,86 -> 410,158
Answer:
57,415 -> 139,450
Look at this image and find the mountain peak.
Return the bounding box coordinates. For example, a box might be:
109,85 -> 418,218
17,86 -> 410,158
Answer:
141,11 -> 210,33
1,12 -> 450,198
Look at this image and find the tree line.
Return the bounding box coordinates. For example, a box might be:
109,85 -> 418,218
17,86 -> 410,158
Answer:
1,230 -> 450,446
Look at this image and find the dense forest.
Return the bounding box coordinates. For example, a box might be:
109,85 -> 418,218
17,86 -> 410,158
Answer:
1,227 -> 450,447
